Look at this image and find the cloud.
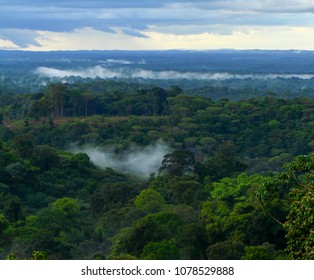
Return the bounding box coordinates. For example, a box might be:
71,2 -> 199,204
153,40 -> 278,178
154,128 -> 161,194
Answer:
0,1 -> 193,9
4,24 -> 310,51
31,28 -> 149,51
142,26 -> 314,50
0,37 -> 19,49
71,141 -> 170,177
170,1 -> 314,13
34,65 -> 314,81
0,29 -> 41,48
120,28 -> 149,38
3,0 -> 313,11
104,59 -> 133,65
1,1 -> 314,49
1,1 -> 314,32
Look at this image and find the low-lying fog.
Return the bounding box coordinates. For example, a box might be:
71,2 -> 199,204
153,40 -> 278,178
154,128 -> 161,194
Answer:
71,141 -> 170,177
34,66 -> 314,81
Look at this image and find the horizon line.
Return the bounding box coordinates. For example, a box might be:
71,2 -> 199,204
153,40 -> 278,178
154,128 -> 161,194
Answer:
0,48 -> 313,53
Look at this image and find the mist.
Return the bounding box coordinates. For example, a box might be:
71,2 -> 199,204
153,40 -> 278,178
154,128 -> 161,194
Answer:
99,59 -> 133,65
71,141 -> 170,177
34,65 -> 314,80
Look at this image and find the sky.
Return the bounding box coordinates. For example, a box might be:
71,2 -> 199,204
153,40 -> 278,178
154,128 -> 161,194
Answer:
1,0 -> 314,51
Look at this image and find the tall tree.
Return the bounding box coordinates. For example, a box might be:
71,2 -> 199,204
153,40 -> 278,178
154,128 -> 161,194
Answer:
159,150 -> 195,176
46,83 -> 68,117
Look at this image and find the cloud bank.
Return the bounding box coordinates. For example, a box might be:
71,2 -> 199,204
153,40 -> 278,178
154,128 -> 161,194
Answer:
1,0 -> 314,50
72,141 -> 170,177
34,66 -> 314,81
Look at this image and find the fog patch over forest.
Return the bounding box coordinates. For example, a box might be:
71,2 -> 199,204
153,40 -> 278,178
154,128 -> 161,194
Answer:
71,141 -> 170,177
34,66 -> 314,80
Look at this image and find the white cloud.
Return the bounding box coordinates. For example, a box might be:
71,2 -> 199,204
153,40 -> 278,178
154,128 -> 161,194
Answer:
0,25 -> 312,51
142,26 -> 314,50
0,37 -> 19,49
30,28 -> 149,51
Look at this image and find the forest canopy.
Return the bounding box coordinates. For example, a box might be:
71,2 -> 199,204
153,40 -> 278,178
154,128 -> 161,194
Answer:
0,80 -> 313,260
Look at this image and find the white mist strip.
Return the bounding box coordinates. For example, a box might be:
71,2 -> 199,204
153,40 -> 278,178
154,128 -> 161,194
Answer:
34,66 -> 314,80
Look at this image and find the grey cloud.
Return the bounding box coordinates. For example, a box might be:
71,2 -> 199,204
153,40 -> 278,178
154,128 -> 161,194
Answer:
0,0 -> 195,9
1,0 -> 314,48
1,0 -> 314,13
0,29 -> 41,48
120,28 -> 149,38
192,0 -> 314,13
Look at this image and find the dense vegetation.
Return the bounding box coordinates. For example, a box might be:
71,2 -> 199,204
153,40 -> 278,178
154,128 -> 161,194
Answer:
0,81 -> 313,259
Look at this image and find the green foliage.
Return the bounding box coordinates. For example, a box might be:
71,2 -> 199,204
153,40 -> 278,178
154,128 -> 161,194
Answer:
171,180 -> 204,206
0,213 -> 9,234
6,253 -> 18,260
202,142 -> 247,181
109,212 -> 184,258
257,154 -> 314,259
110,254 -> 138,260
175,223 -> 208,260
5,250 -> 48,260
134,189 -> 165,213
32,250 -> 47,260
242,243 -> 277,260
96,207 -> 144,239
141,240 -> 180,260
209,173 -> 264,204
31,145 -> 60,171
284,184 -> 314,259
201,200 -> 230,243
159,150 -> 195,176
206,241 -> 245,260
1,80 -> 314,260
13,134 -> 35,158
91,181 -> 143,214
